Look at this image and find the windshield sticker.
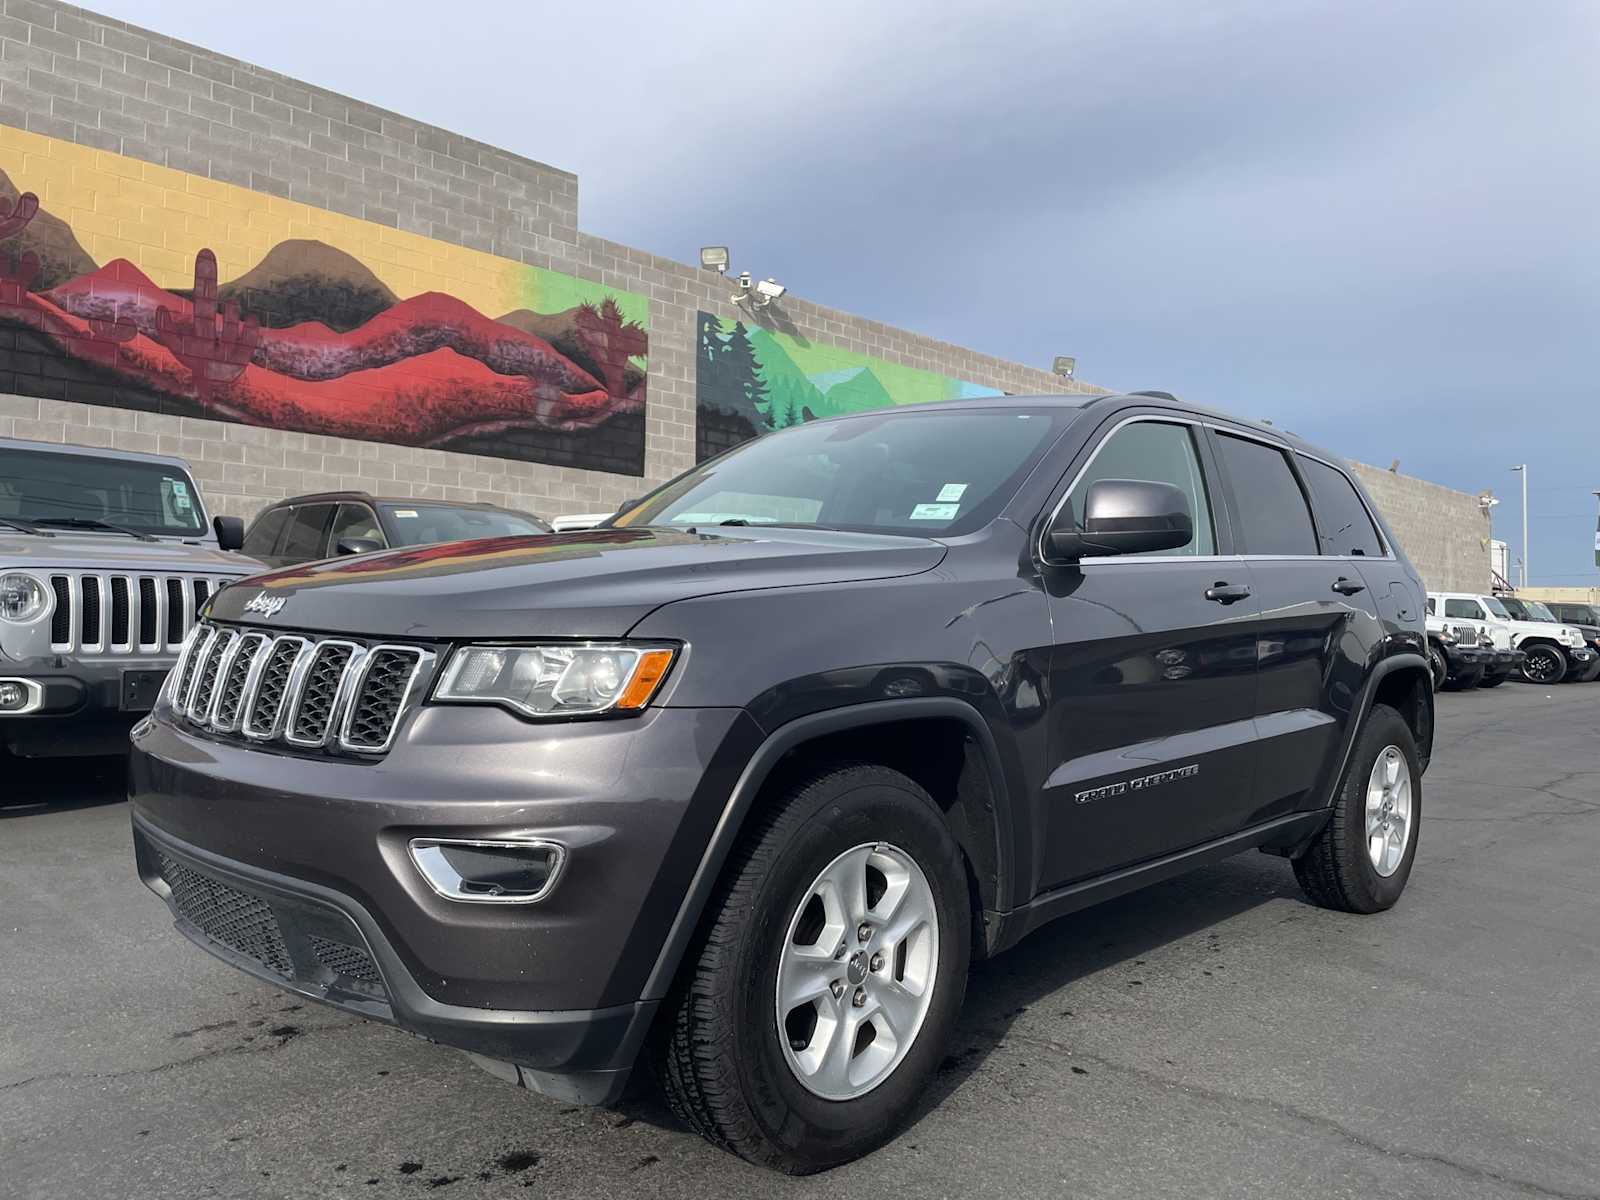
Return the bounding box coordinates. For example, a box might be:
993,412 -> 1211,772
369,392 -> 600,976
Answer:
936,483 -> 968,503
171,480 -> 189,496
910,502 -> 960,521
393,509 -> 419,518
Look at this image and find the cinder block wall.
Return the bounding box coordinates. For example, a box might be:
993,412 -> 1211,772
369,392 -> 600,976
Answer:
1350,462 -> 1491,593
0,0 -> 1090,527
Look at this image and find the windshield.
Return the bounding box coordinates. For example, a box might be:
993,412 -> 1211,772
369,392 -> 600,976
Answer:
0,446 -> 206,536
380,503 -> 548,546
1482,596 -> 1511,618
614,408 -> 1070,537
1521,600 -> 1557,623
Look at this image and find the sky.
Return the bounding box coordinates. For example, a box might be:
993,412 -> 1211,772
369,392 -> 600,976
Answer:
96,0 -> 1600,588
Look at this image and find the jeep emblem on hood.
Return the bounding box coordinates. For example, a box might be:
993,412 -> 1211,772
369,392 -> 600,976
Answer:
242,591 -> 287,619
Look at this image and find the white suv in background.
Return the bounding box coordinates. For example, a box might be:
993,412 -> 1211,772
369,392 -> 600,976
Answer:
1428,592 -> 1596,685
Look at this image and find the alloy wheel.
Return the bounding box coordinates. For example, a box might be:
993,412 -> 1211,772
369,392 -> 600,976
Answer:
1365,746 -> 1413,877
1523,648 -> 1563,684
776,842 -> 939,1101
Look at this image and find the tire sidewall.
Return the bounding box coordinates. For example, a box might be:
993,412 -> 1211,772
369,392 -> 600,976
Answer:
729,774 -> 970,1166
1342,707 -> 1422,909
1426,643 -> 1446,691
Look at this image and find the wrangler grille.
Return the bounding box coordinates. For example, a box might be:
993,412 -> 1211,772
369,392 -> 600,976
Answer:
157,851 -> 294,977
172,621 -> 429,756
47,573 -> 236,655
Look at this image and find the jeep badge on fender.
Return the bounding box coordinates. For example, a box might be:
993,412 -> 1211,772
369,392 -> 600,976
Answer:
129,391 -> 1432,1173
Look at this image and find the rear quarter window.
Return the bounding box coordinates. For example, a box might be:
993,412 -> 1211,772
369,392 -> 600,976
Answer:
1296,455 -> 1384,557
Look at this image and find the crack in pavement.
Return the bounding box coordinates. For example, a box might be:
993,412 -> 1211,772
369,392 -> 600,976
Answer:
978,1025 -> 1599,1200
0,1020 -> 357,1094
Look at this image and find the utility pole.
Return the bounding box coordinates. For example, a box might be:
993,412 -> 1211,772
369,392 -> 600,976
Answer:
1511,464 -> 1527,587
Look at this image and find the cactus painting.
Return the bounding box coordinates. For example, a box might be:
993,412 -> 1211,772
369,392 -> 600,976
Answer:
0,127 -> 649,476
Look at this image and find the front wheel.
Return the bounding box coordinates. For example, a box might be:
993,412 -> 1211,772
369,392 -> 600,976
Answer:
1520,644 -> 1567,685
1425,643 -> 1447,692
1477,671 -> 1507,688
653,763 -> 971,1173
1293,703 -> 1420,913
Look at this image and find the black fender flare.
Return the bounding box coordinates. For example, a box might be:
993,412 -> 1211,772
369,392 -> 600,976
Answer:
1319,650 -> 1433,811
640,696 -> 1015,1001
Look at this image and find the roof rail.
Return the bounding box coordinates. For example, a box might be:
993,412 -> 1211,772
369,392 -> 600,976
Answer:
1128,390 -> 1179,401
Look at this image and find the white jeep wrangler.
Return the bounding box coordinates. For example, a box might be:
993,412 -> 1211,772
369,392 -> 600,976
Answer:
1427,591 -> 1595,685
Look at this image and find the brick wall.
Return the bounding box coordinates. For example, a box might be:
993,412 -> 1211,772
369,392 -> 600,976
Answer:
0,0 -> 1090,530
1351,461 -> 1490,594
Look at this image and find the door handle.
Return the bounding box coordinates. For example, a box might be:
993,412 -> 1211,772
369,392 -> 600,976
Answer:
1204,582 -> 1252,605
1331,577 -> 1366,596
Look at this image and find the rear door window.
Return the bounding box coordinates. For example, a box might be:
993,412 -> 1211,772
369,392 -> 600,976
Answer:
1214,433 -> 1317,556
1296,455 -> 1384,557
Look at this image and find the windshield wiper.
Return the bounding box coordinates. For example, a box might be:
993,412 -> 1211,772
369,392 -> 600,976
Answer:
0,517 -> 52,537
34,517 -> 159,543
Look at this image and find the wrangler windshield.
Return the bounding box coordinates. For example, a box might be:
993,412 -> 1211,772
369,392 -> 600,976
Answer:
614,408 -> 1071,537
0,446 -> 206,536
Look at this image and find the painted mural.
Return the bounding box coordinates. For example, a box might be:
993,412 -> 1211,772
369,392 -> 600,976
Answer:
0,126 -> 648,475
694,311 -> 1003,461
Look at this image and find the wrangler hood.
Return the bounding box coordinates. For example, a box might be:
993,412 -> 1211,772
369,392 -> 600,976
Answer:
208,526 -> 947,639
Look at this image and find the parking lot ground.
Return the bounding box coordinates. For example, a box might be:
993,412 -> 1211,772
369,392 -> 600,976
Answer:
3,683 -> 1599,1199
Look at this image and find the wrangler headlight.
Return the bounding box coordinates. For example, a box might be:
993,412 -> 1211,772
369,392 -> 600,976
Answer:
0,572 -> 47,622
434,642 -> 677,718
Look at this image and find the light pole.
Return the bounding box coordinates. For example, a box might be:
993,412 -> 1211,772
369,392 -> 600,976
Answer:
1593,489 -> 1599,570
1511,464 -> 1527,587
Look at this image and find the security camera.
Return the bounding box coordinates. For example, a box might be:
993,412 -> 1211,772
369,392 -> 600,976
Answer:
754,278 -> 786,304
731,271 -> 753,305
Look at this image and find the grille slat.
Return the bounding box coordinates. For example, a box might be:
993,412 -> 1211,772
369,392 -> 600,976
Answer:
157,852 -> 294,977
110,576 -> 130,647
49,575 -> 70,645
80,576 -> 101,648
138,577 -> 158,647
176,622 -> 427,756
287,643 -> 358,746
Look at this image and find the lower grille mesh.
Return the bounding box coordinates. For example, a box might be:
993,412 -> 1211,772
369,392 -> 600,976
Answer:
309,934 -> 383,984
157,852 -> 293,977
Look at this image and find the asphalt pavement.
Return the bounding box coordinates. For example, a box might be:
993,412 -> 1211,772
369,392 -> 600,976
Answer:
3,683 -> 1598,1199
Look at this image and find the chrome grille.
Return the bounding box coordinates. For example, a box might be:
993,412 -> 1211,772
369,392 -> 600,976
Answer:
286,642 -> 359,746
48,573 -> 236,656
173,622 -> 430,756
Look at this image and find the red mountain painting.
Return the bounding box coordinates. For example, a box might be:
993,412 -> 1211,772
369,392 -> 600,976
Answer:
0,178 -> 648,475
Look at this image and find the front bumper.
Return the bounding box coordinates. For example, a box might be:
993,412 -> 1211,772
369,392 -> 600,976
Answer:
1483,648 -> 1524,676
2,653 -> 173,755
1568,646 -> 1600,681
1443,645 -> 1491,677
129,701 -> 764,1097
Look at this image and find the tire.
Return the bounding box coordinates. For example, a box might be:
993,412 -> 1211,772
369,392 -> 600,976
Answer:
1442,664 -> 1482,691
1293,703 -> 1420,914
1477,672 -> 1507,688
1520,644 -> 1567,685
652,762 -> 971,1173
1425,643 -> 1447,692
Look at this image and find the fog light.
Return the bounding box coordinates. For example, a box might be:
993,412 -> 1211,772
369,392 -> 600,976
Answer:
408,838 -> 566,904
0,678 -> 42,714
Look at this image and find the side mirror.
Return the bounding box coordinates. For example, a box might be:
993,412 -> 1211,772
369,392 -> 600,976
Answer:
335,537 -> 384,556
213,515 -> 245,551
615,497 -> 641,514
1047,479 -> 1193,561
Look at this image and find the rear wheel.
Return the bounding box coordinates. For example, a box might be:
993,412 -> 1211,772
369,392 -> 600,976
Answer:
1293,703 -> 1420,913
653,762 -> 971,1173
1520,644 -> 1567,685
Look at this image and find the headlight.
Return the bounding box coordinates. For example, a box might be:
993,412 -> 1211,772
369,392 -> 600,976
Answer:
1435,629 -> 1456,645
434,642 -> 677,718
0,572 -> 47,622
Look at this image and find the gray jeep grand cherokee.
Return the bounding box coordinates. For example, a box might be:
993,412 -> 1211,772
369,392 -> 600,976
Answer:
129,393 -> 1433,1172
0,437 -> 260,759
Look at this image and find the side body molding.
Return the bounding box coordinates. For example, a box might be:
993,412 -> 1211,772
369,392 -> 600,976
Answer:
640,696 -> 1015,1001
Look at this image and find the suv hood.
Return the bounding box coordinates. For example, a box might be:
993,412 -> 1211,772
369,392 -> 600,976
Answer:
0,532 -> 262,574
207,526 -> 948,639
